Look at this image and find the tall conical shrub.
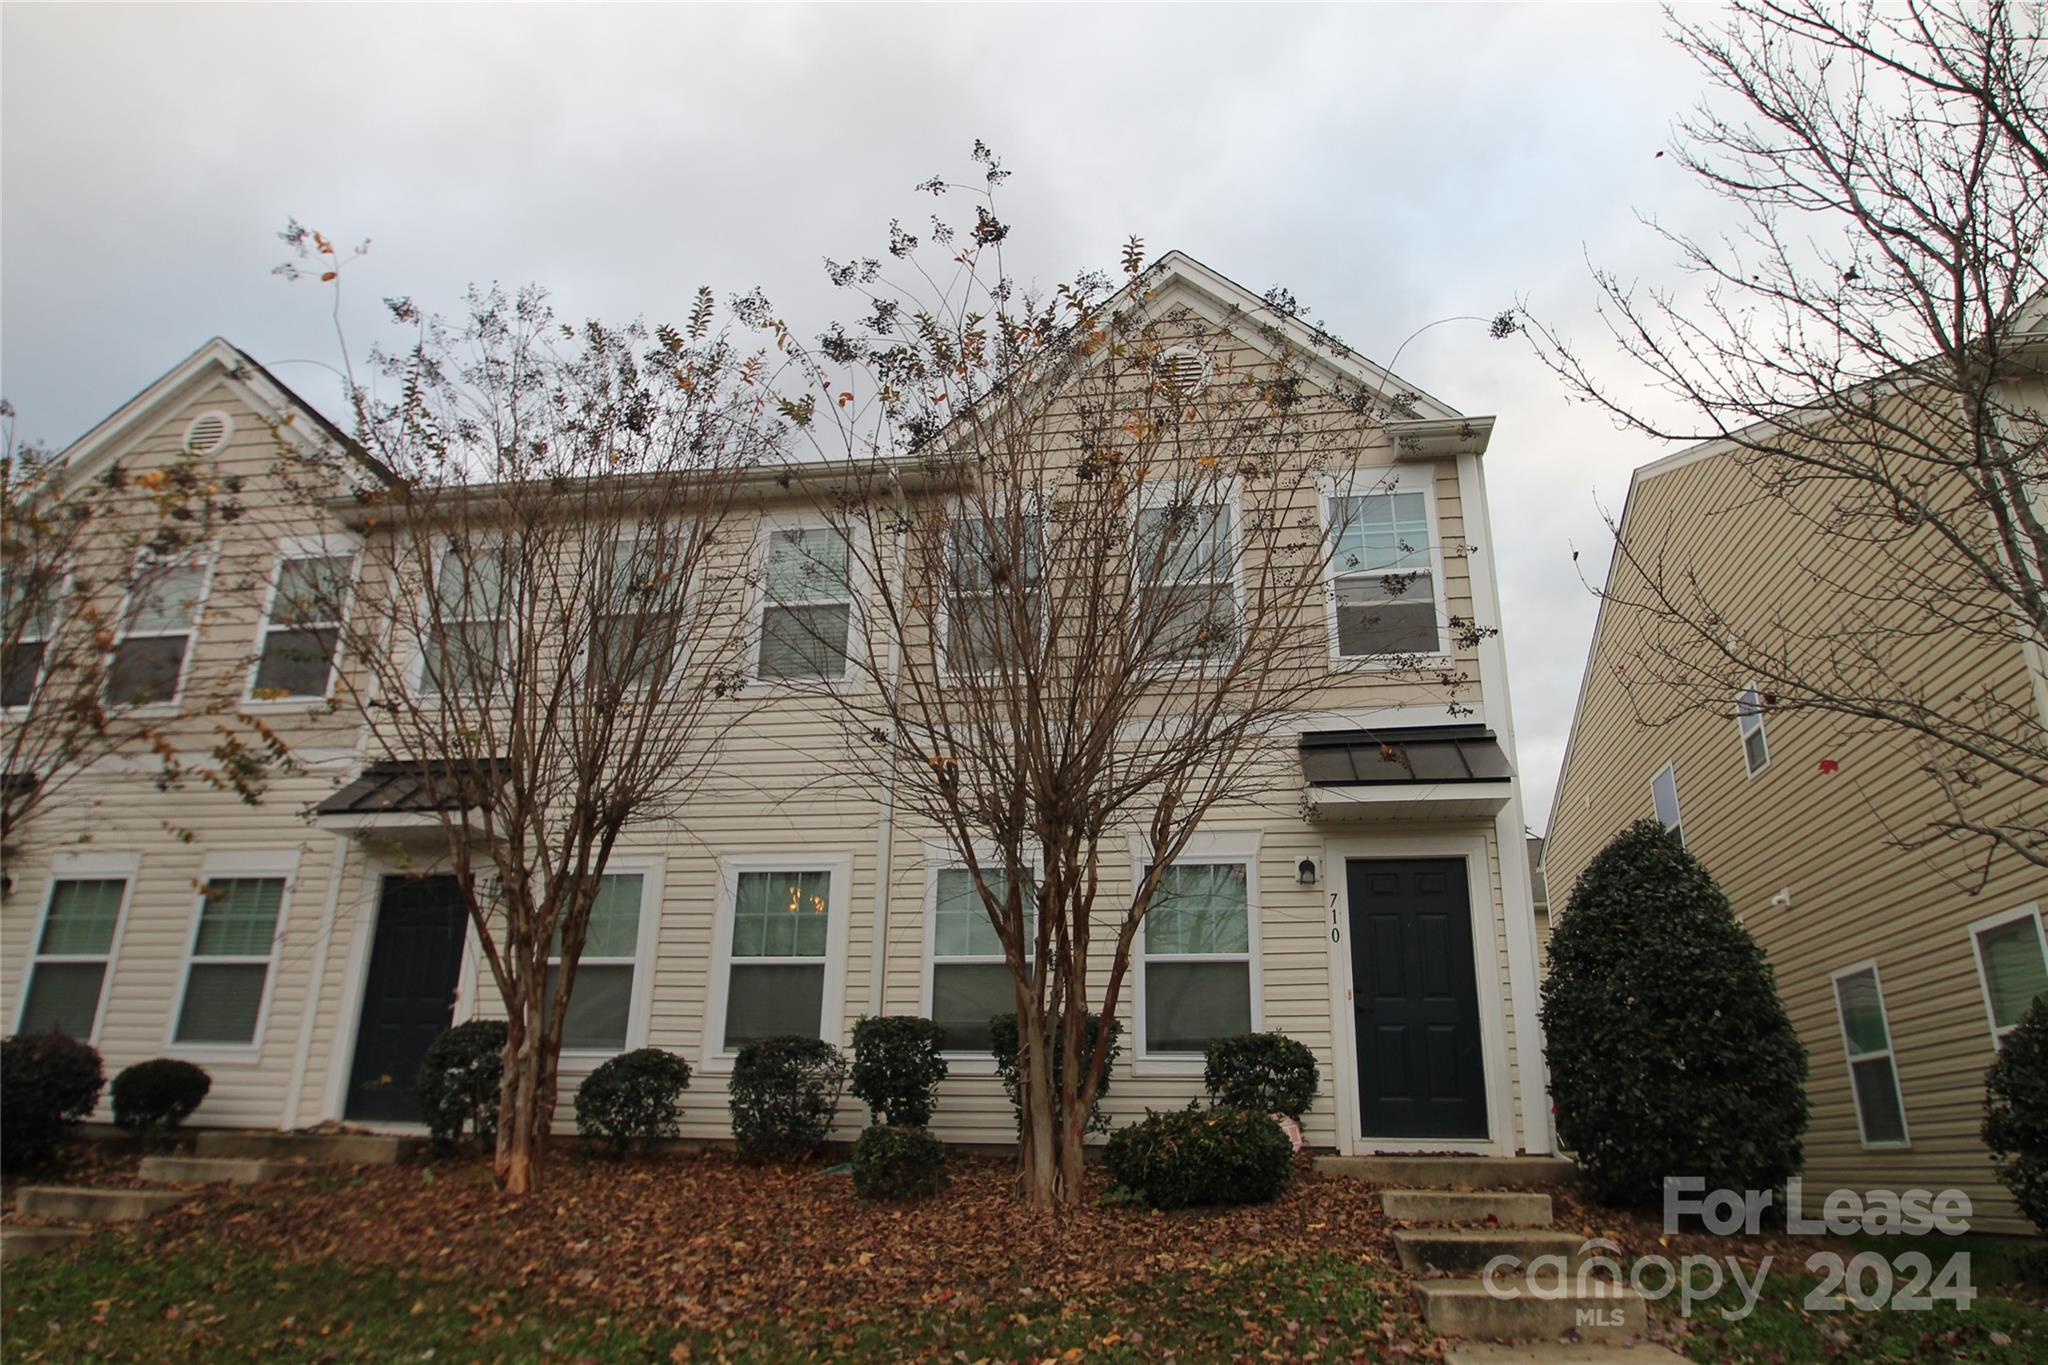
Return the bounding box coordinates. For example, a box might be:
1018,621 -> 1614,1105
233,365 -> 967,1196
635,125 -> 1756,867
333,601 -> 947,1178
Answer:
1541,820 -> 1808,1208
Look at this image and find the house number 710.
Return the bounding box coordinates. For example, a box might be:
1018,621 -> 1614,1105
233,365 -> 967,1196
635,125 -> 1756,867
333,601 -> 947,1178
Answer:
1329,892 -> 1340,943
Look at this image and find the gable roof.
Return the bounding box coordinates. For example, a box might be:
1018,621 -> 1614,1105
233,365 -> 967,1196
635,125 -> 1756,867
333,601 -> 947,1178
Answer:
53,337 -> 393,490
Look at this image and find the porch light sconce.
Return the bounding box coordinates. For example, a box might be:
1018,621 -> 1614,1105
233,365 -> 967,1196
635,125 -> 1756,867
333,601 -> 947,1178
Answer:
1770,888 -> 1792,911
1297,857 -> 1319,888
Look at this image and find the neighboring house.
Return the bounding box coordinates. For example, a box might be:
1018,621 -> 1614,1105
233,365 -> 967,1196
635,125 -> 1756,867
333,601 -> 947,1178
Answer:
1526,835 -> 1550,969
2,255 -> 1553,1159
1545,404 -> 2048,1232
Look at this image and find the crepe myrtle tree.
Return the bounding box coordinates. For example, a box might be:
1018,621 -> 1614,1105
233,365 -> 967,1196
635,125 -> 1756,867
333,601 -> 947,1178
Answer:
743,145 -> 1496,1209
1,401 -> 294,861
276,234 -> 773,1193
1519,0 -> 2048,876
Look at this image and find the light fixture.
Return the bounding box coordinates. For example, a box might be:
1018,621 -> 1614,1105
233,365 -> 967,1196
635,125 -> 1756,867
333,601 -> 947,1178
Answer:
1297,857 -> 1318,888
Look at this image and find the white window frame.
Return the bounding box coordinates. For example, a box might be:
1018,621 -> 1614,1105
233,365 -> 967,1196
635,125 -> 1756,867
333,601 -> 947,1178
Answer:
1969,902 -> 2048,1047
105,544 -> 219,714
1736,684 -> 1770,776
11,850 -> 140,1047
702,851 -> 853,1067
411,536 -> 511,701
165,848 -> 300,1063
243,533 -> 360,706
1319,468 -> 1452,668
2,567 -> 67,715
746,513 -> 866,689
937,501 -> 1043,681
580,523 -> 697,695
551,854 -> 665,1064
919,845 -> 1040,1069
1651,762 -> 1683,845
1131,477 -> 1247,670
1129,830 -> 1263,1071
1830,959 -> 1911,1150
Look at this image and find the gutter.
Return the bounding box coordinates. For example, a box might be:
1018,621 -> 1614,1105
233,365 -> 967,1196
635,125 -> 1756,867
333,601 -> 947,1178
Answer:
867,471 -> 912,1017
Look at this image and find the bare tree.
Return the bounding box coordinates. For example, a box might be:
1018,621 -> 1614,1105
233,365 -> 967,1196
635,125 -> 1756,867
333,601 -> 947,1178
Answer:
277,237 -> 772,1193
1,401 -> 293,861
1521,0 -> 2048,871
750,150 -> 1493,1209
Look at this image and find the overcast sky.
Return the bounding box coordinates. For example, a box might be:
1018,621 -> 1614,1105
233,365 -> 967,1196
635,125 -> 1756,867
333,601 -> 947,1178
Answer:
1,3 -> 1740,834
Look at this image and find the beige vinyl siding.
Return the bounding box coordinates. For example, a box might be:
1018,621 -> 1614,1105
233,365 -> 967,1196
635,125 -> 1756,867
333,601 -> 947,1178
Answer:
1547,425 -> 2048,1233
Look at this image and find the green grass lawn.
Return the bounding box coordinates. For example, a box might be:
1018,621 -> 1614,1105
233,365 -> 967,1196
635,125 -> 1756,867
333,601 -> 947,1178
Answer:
0,1232 -> 1405,1363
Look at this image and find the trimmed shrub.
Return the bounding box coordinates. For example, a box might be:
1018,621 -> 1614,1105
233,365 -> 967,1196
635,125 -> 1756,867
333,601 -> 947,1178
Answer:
1542,820 -> 1808,1209
1984,996 -> 2048,1231
111,1058 -> 211,1141
417,1020 -> 507,1149
575,1048 -> 692,1156
1,1031 -> 105,1171
850,1016 -> 949,1126
1205,1032 -> 1318,1119
1103,1104 -> 1292,1210
729,1036 -> 847,1163
851,1123 -> 947,1201
989,1011 -> 1122,1136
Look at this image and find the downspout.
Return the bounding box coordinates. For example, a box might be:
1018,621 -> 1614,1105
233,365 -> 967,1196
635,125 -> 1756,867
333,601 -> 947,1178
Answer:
867,474 -> 911,1017
282,831 -> 352,1130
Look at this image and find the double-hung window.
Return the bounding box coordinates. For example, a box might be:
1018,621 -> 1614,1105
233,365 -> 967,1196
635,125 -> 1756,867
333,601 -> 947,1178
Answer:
945,515 -> 1038,674
1651,763 -> 1683,845
1832,963 -> 1909,1147
107,553 -> 213,707
757,527 -> 855,681
547,871 -> 653,1054
717,862 -> 839,1050
929,863 -> 1034,1053
2,567 -> 57,709
1328,487 -> 1441,658
420,544 -> 507,697
1737,686 -> 1770,775
590,532 -> 682,692
1140,859 -> 1255,1055
15,857 -> 136,1041
1971,906 -> 2048,1045
173,863 -> 291,1049
250,544 -> 354,700
1136,492 -> 1237,661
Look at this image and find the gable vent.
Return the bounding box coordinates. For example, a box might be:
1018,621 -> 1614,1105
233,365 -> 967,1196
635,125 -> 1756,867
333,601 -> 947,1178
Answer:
182,410 -> 234,457
1155,346 -> 1210,397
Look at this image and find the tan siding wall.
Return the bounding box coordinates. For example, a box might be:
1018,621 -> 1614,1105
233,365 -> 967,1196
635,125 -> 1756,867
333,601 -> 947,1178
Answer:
1547,438 -> 2048,1234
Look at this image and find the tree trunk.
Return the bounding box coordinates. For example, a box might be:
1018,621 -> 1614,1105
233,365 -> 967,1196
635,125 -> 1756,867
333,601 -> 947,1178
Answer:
1015,990 -> 1058,1211
494,976 -> 555,1195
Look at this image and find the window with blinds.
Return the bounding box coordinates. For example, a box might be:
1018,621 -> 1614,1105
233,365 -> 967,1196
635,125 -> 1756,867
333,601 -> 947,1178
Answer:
546,873 -> 647,1053
722,868 -> 833,1048
1140,861 -> 1254,1054
1973,909 -> 2048,1043
17,877 -> 129,1039
929,865 -> 1034,1053
757,528 -> 855,681
174,877 -> 285,1046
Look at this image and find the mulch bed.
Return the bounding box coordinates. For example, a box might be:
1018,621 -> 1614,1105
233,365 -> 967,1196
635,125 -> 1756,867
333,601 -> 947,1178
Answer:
131,1149 -> 1429,1349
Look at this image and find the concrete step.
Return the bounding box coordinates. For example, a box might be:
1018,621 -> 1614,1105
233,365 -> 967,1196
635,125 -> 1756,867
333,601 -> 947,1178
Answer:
1393,1227 -> 1588,1274
138,1155 -> 302,1185
1316,1154 -> 1577,1188
193,1130 -> 408,1164
13,1186 -> 192,1224
1446,1345 -> 1685,1364
1381,1189 -> 1554,1226
1416,1277 -> 1646,1342
1,1225 -> 93,1261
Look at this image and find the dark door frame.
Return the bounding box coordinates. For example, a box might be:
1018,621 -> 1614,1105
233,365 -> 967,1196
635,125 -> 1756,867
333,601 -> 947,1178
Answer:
1327,836 -> 1505,1155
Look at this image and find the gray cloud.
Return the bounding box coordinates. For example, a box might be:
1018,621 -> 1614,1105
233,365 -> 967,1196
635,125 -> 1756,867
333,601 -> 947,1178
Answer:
2,2 -> 1739,832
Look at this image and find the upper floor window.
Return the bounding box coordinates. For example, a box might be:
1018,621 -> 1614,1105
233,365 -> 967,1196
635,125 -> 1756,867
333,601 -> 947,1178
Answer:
1651,762 -> 1683,846
1831,962 -> 1909,1148
107,554 -> 213,707
590,532 -> 683,691
1,571 -> 56,709
757,526 -> 855,682
1136,492 -> 1237,661
1737,686 -> 1770,775
419,544 -> 507,698
945,515 -> 1039,675
1329,488 -> 1442,658
1972,906 -> 2048,1045
250,546 -> 354,700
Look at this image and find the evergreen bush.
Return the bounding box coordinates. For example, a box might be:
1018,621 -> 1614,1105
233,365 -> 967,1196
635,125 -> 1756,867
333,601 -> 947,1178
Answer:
1204,1032 -> 1318,1119
575,1048 -> 692,1155
417,1019 -> 507,1149
111,1058 -> 211,1141
728,1036 -> 847,1162
1984,996 -> 2048,1231
988,1011 -> 1121,1136
850,1016 -> 949,1126
1103,1104 -> 1292,1209
851,1122 -> 947,1200
0,1031 -> 105,1171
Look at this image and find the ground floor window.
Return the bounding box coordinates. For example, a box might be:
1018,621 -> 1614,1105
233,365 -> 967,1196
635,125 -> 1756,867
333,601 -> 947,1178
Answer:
1971,905 -> 2048,1045
174,865 -> 291,1049
716,862 -> 839,1051
1139,857 -> 1255,1055
928,863 -> 1034,1055
547,871 -> 654,1054
1831,962 -> 1909,1148
17,862 -> 135,1041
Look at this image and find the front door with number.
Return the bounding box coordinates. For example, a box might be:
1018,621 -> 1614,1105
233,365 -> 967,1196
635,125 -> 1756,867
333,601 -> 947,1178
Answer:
1347,857 -> 1489,1140
346,875 -> 467,1122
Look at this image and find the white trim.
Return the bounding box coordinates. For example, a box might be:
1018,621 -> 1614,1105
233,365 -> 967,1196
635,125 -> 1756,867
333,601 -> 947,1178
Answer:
1,566 -> 66,716
702,851 -> 854,1069
1829,959 -> 1912,1150
918,844 -> 1039,1072
243,532 -> 362,707
10,850 -> 141,1047
1322,829 -> 1513,1158
551,854 -> 666,1066
1651,761 -> 1683,845
1129,830 -> 1263,1073
105,543 -> 220,714
1737,683 -> 1771,777
1319,465 -> 1454,668
1968,902 -> 2048,1046
744,511 -> 869,691
164,847 -> 302,1064
282,833 -> 350,1129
